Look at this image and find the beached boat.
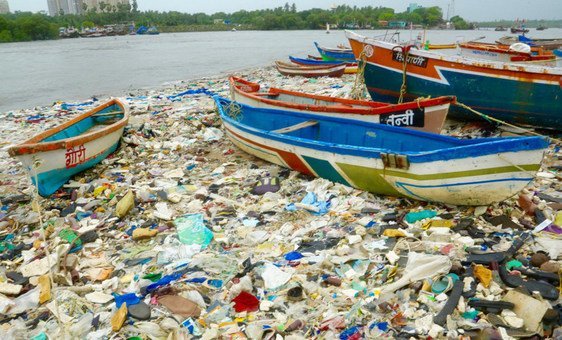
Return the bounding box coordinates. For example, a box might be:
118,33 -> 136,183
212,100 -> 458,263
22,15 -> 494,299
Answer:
230,76 -> 453,133
346,30 -> 562,130
314,42 -> 356,62
554,48 -> 562,57
498,36 -> 562,51
289,56 -> 358,74
275,61 -> 346,78
459,42 -> 556,63
215,96 -> 548,206
7,99 -> 129,196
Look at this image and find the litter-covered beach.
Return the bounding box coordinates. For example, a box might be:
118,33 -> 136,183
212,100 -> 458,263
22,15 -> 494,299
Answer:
0,67 -> 561,339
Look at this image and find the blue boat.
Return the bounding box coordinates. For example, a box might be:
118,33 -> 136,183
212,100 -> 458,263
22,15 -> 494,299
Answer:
554,49 -> 562,57
215,96 -> 548,206
289,56 -> 346,66
314,42 -> 356,62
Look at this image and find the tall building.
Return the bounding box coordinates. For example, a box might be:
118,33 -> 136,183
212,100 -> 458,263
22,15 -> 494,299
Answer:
47,0 -> 83,16
82,0 -> 129,12
0,0 -> 10,14
407,3 -> 422,13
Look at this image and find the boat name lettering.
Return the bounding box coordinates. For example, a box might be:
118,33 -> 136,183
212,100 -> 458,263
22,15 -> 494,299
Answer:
65,145 -> 86,168
392,51 -> 428,68
380,109 -> 425,127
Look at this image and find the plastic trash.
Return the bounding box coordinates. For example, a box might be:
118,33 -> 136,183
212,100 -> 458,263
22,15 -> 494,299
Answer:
111,304 -> 128,332
174,214 -> 214,248
115,190 -> 135,218
405,210 -> 437,223
232,291 -> 260,312
380,252 -> 452,294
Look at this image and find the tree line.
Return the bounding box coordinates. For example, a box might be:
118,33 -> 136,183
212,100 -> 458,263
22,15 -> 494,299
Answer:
0,3 -> 474,43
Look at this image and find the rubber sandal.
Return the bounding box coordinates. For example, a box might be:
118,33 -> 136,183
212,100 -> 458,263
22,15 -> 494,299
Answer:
433,280 -> 463,326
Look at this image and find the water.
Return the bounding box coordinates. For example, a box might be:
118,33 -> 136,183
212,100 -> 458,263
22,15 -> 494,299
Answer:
1,28 -> 561,112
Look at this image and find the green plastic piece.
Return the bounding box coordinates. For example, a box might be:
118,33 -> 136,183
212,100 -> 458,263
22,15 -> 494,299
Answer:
506,259 -> 523,271
59,229 -> 82,246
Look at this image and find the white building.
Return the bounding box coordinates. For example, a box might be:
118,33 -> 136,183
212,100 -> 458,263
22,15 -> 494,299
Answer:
82,0 -> 130,12
0,0 -> 10,14
47,0 -> 82,16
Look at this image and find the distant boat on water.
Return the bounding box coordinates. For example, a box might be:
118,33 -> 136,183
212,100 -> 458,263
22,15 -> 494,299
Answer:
494,26 -> 507,31
536,25 -> 547,31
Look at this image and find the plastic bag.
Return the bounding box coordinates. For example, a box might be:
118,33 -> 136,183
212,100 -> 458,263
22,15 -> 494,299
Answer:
174,214 -> 214,249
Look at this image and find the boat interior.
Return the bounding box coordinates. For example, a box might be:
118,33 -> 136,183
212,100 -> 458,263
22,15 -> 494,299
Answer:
42,103 -> 124,142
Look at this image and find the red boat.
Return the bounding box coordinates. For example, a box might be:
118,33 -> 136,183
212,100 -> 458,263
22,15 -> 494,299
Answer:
229,76 -> 455,134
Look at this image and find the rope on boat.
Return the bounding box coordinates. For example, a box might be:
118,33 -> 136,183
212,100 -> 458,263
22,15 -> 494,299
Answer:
392,48 -> 562,145
350,51 -> 367,100
455,102 -> 562,144
394,45 -> 413,104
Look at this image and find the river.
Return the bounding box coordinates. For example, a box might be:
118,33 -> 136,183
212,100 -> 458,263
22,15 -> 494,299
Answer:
1,28 -> 561,112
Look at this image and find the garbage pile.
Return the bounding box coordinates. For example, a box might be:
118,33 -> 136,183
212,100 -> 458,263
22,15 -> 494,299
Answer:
0,68 -> 560,339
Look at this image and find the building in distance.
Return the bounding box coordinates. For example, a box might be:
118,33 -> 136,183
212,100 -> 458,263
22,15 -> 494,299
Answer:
0,0 -> 10,14
47,0 -> 130,16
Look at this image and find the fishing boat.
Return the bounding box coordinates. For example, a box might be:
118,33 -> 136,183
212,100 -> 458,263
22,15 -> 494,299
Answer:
275,61 -> 346,78
215,96 -> 548,206
314,42 -> 356,62
495,26 -> 507,32
229,76 -> 454,133
289,56 -> 358,74
511,27 -> 529,34
7,99 -> 129,197
498,35 -> 562,51
459,42 -> 556,63
346,30 -> 562,130
554,48 -> 562,57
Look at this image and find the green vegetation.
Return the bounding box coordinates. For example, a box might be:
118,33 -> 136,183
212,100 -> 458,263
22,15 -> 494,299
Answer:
450,15 -> 474,30
476,19 -> 562,29
0,13 -> 59,42
0,2 -> 477,43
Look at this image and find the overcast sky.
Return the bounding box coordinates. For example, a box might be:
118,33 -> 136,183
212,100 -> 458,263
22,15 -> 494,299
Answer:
7,0 -> 562,21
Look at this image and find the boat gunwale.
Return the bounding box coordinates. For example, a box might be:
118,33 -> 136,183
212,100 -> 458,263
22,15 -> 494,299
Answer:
229,76 -> 456,115
215,96 -> 548,162
7,98 -> 129,156
345,30 -> 562,76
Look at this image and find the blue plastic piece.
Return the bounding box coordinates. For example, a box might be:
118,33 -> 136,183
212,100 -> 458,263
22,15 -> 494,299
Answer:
284,251 -> 304,261
113,293 -> 141,308
339,326 -> 362,340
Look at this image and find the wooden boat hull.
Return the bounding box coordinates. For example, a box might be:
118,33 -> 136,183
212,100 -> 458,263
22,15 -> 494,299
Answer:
289,56 -> 358,74
314,42 -> 356,62
459,42 -> 556,63
215,97 -> 548,206
230,76 -> 453,134
346,30 -> 562,130
498,36 -> 562,50
275,61 -> 346,78
8,99 -> 129,196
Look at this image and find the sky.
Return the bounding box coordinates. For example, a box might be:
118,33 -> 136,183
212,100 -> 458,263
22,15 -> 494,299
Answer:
6,0 -> 562,21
